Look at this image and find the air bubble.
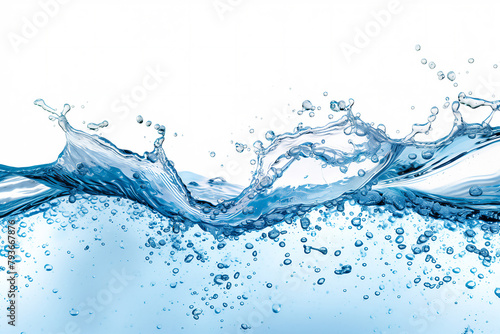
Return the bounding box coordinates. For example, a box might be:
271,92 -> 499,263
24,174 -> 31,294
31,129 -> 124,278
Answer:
272,304 -> 281,313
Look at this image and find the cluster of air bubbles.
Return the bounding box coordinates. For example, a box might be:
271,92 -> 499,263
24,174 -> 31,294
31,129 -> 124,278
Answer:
297,100 -> 316,117
330,100 -> 348,112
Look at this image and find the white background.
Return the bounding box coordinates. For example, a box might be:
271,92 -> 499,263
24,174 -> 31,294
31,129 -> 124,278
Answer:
1,0 -> 500,186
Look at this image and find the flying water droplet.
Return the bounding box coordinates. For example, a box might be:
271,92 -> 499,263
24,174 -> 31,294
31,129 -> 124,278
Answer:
302,100 -> 314,110
87,121 -> 109,131
235,143 -> 245,153
265,131 -> 275,141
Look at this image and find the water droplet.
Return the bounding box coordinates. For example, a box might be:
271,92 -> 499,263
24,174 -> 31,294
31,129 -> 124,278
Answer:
87,120 -> 109,131
468,58 -> 474,64
44,264 -> 53,271
235,143 -> 245,153
210,151 -> 216,158
421,58 -> 427,65
428,62 -> 436,69
69,308 -> 79,316
465,280 -> 476,289
469,186 -> 483,197
136,115 -> 143,124
415,44 -> 421,51
265,131 -> 275,141
447,71 -> 456,81
302,100 -> 313,110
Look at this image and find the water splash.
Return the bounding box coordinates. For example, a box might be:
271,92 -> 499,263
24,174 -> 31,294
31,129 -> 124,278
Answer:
2,92 -> 500,332
2,94 -> 500,239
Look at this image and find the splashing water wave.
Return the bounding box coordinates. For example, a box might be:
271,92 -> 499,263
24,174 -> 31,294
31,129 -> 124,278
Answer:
1,93 -> 500,243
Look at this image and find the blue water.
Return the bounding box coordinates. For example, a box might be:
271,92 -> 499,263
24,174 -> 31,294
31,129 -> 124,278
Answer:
1,91 -> 500,333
